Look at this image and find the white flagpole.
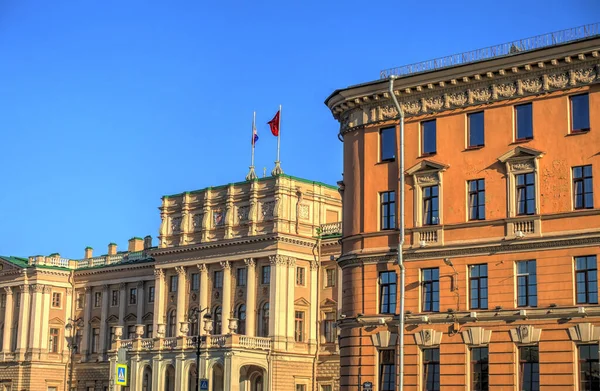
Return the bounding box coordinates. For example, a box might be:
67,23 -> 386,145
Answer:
272,104 -> 284,176
245,111 -> 258,180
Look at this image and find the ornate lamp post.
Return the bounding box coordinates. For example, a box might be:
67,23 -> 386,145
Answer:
188,308 -> 212,391
64,318 -> 83,391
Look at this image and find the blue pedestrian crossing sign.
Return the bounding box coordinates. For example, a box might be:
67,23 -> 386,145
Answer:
116,364 -> 128,386
199,378 -> 209,390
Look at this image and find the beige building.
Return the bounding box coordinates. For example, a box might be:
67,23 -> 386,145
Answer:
0,174 -> 343,391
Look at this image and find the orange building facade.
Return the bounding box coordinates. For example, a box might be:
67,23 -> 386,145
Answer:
326,31 -> 600,390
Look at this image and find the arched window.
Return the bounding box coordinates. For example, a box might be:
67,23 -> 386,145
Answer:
167,309 -> 177,337
236,304 -> 246,335
259,302 -> 269,337
189,307 -> 199,336
213,306 -> 222,335
142,366 -> 152,391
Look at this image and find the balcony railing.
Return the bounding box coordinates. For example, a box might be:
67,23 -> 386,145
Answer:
115,334 -> 272,353
319,221 -> 342,237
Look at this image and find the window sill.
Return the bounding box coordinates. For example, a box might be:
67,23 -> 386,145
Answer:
567,129 -> 591,136
464,145 -> 484,151
511,138 -> 533,145
419,152 -> 437,158
377,159 -> 396,165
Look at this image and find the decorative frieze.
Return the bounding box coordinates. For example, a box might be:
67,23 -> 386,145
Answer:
244,258 -> 256,268
298,204 -> 309,220
269,255 -> 287,266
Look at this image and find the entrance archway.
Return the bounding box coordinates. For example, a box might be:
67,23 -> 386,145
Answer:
188,363 -> 198,391
164,364 -> 175,391
212,363 -> 224,391
240,364 -> 267,391
141,365 -> 152,391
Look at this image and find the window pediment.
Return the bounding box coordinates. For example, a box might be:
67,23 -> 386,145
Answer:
106,315 -> 119,323
406,159 -> 449,177
142,312 -> 153,321
320,298 -> 337,308
498,146 -> 544,167
294,297 -> 311,307
89,316 -> 101,324
123,313 -> 137,322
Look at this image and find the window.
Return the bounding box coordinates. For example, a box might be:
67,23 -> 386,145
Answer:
15,292 -> 21,308
421,120 -> 437,155
468,179 -> 485,220
94,292 -> 102,307
579,344 -> 599,391
236,268 -> 246,287
294,267 -> 305,285
295,311 -> 305,342
422,268 -> 439,312
423,185 -> 439,225
191,273 -> 200,291
148,286 -> 155,303
576,256 -> 598,304
380,127 -> 396,161
423,348 -> 440,391
260,302 -> 270,337
51,292 -> 61,308
213,306 -> 222,335
471,347 -> 489,391
213,271 -> 223,289
574,165 -> 594,209
76,293 -> 84,309
323,312 -> 336,343
169,276 -> 178,292
325,268 -> 336,288
519,346 -> 539,391
48,328 -> 59,353
75,329 -> 83,353
237,304 -> 246,335
296,385 -> 306,391
469,264 -> 488,309
1,294 -> 6,308
48,387 -> 57,391
515,103 -> 533,140
380,191 -> 396,230
468,111 -> 485,147
127,325 -> 136,340
379,271 -> 397,314
146,324 -> 153,339
111,290 -> 119,306
379,350 -> 395,391
517,260 -> 537,307
167,310 -> 176,337
571,93 -> 590,132
261,265 -> 271,285
321,386 -> 332,391
129,288 -> 137,305
91,328 -> 100,353
516,173 -> 535,215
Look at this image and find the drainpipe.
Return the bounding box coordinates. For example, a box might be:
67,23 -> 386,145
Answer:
389,76 -> 405,391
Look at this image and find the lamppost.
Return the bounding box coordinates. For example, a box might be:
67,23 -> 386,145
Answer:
188,308 -> 212,391
65,318 -> 83,391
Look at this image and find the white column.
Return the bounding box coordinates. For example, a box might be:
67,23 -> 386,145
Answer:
16,285 -> 31,357
100,285 -> 109,356
244,259 -> 256,337
286,257 -> 296,348
198,264 -> 208,336
223,351 -> 239,391
175,266 -> 187,337
81,286 -> 92,358
62,288 -> 73,356
39,286 -> 51,352
221,261 -> 232,333
28,284 -> 44,352
2,287 -> 14,353
269,255 -> 286,349
153,270 -> 166,333
119,283 -> 127,327
137,281 -> 145,324
309,261 -> 319,352
174,353 -> 184,390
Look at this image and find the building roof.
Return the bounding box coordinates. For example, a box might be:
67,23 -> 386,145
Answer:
0,256 -> 29,268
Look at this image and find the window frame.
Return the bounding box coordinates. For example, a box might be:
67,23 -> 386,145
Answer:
379,349 -> 395,391
516,260 -> 537,307
111,290 -> 119,307
515,103 -> 533,141
422,268 -> 440,313
570,93 -> 591,133
469,264 -> 488,310
516,172 -> 536,216
575,255 -> 598,305
213,271 -> 223,289
573,165 -> 594,210
380,191 -> 396,230
468,179 -> 486,221
578,343 -> 600,391
94,292 -> 102,308
323,312 -> 336,344
147,286 -> 155,303
294,311 -> 305,342
76,293 -> 84,309
380,126 -> 396,162
519,346 -> 539,391
467,111 -> 485,148
423,348 -> 440,391
91,327 -> 100,354
325,268 -> 336,288
169,275 -> 178,293
236,268 -> 247,287
421,119 -> 437,156
422,185 -> 439,225
379,271 -> 397,314
191,273 -> 200,291
48,328 -> 60,353
51,292 -> 62,308
261,265 -> 271,285
470,347 -> 489,391
129,288 -> 137,305
296,267 -> 305,286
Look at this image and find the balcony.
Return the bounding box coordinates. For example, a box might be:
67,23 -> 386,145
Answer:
411,226 -> 443,247
115,334 -> 272,353
318,222 -> 342,238
505,215 -> 541,239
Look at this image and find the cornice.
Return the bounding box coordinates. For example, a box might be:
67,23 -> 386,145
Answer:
74,262 -> 154,277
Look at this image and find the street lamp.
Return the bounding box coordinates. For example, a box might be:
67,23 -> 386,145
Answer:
65,318 -> 83,391
188,308 -> 212,391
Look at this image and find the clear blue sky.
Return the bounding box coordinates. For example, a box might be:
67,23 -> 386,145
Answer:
0,1 -> 597,259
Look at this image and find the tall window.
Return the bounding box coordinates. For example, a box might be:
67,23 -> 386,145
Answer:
260,302 -> 269,337
380,127 -> 396,162
111,290 -> 119,306
421,120 -> 437,155
471,347 -> 489,391
579,344 -> 600,391
15,292 -> 20,308
91,328 -> 100,353
48,328 -> 59,353
571,93 -> 590,132
213,271 -> 223,289
148,286 -> 155,303
261,266 -> 271,285
516,173 -> 535,215
191,273 -> 200,291
294,311 -> 305,342
325,268 -> 336,288
296,385 -> 306,391
423,185 -> 439,225
237,304 -> 246,335
94,292 -> 102,307
519,346 -> 539,391
379,350 -> 395,391
515,103 -> 533,140
468,111 -> 485,147
380,191 -> 396,230
296,267 -> 305,286
423,348 -> 440,391
468,179 -> 485,220
213,306 -> 222,335
129,288 -> 137,305
517,260 -> 537,307
379,271 -> 397,314
167,310 -> 176,337
323,312 -> 336,343
236,268 -> 247,287
469,264 -> 488,309
576,256 -> 598,304
574,165 -> 594,209
0,294 -> 5,308
127,325 -> 136,340
51,292 -> 61,308
76,293 -> 84,309
146,324 -> 153,339
169,276 -> 178,293
422,268 -> 439,312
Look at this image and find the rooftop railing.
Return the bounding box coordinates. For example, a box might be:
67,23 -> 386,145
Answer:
380,23 -> 600,79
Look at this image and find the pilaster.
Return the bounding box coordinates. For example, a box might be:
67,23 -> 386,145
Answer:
100,284 -> 110,357
16,284 -> 31,359
286,257 -> 296,349
175,266 -> 187,337
309,260 -> 319,353
119,283 -> 127,327
81,286 -> 92,359
153,269 -> 166,332
2,287 -> 13,353
269,255 -> 287,349
28,284 -> 44,353
198,264 -> 208,336
244,259 -> 256,336
221,261 -> 232,331
137,281 -> 145,324
39,285 -> 52,354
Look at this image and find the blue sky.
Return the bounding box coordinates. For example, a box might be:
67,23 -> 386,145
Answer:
0,1 -> 597,259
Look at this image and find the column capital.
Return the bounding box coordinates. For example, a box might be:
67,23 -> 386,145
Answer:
287,257 -> 296,267
66,288 -> 73,296
154,269 -> 165,279
244,258 -> 256,268
84,285 -> 92,293
43,285 -> 52,294
119,282 -> 127,290
137,281 -> 145,288
104,284 -> 111,292
32,284 -> 44,293
220,261 -> 231,270
20,284 -> 31,293
269,255 -> 287,266
3,286 -> 13,295
197,264 -> 208,273
175,266 -> 186,276
310,260 -> 320,270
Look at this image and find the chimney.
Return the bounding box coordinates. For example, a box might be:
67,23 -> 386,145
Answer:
128,237 -> 144,252
85,247 -> 93,259
108,243 -> 117,255
144,235 -> 153,249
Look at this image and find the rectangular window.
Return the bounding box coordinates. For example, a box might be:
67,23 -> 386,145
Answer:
519,346 -> 539,391
48,328 -> 59,353
576,255 -> 598,304
91,328 -> 100,353
423,185 -> 439,225
515,103 -> 533,140
468,179 -> 485,220
325,268 -> 336,288
51,292 -> 61,308
380,127 -> 396,161
468,111 -> 485,147
236,268 -> 247,287
571,93 -> 590,132
421,120 -> 437,155
294,311 -> 305,342
127,325 -> 136,340
262,265 -> 271,285
214,271 -> 223,289
422,268 -> 439,312
146,324 -> 153,339
295,385 -> 306,391
517,260 -> 537,307
129,288 -> 137,305
379,271 -> 397,314
76,293 -> 84,309
48,387 -> 57,391
0,294 -> 5,308
169,276 -> 178,293
321,386 -> 332,391
16,292 -> 20,307
471,347 -> 489,391
296,267 -> 305,286
94,292 -> 102,307
323,312 -> 336,343
111,290 -> 119,306
516,173 -> 536,215
469,264 -> 488,309
380,191 -> 396,230
379,349 -> 395,391
148,286 -> 155,303
574,165 -> 594,209
579,344 -> 600,391
423,348 -> 440,391
191,273 -> 200,291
